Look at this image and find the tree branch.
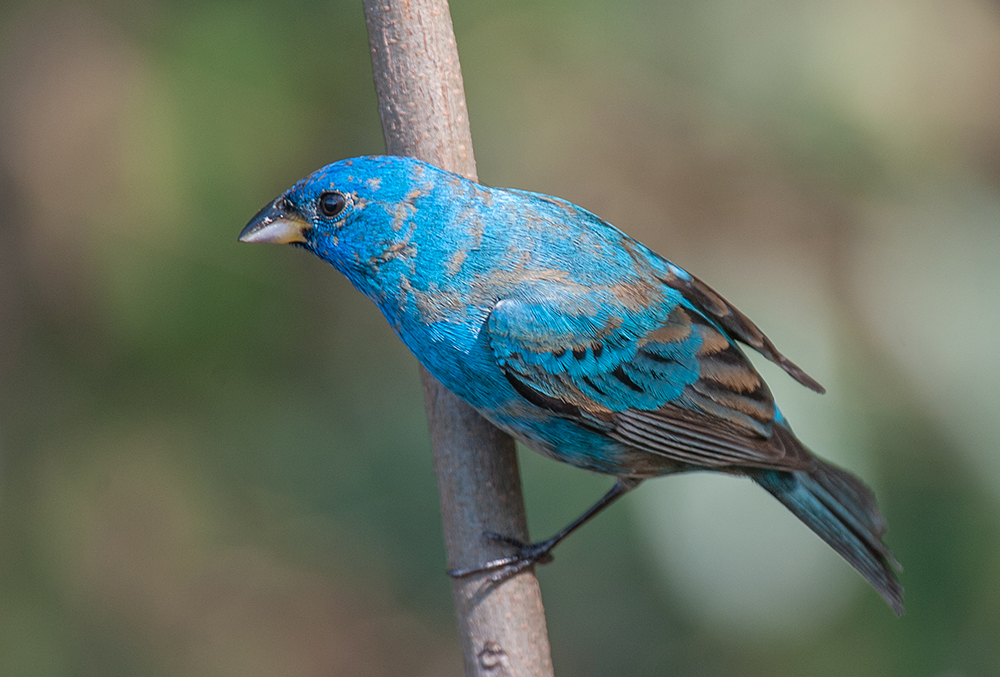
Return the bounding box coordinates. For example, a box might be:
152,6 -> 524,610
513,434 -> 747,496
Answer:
362,2 -> 555,675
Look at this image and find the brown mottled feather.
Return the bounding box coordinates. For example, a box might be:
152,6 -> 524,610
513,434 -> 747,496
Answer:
690,379 -> 774,423
642,321 -> 692,345
698,358 -> 762,393
695,324 -> 731,356
663,272 -> 826,394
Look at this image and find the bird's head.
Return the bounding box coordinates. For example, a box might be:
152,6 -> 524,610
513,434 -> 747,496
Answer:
239,155 -> 444,286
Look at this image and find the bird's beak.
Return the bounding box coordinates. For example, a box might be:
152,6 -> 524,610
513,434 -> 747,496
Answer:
238,199 -> 311,244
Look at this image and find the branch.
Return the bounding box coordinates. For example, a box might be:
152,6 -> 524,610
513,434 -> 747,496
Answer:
362,2 -> 555,675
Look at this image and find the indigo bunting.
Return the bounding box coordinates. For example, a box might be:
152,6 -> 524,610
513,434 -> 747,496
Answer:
240,155 -> 903,614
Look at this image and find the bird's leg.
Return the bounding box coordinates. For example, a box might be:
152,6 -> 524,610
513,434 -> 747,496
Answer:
447,477 -> 642,581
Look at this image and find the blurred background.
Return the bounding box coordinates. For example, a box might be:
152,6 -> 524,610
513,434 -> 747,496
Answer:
1,0 -> 999,675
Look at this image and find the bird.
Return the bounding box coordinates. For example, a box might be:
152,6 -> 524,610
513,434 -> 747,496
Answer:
239,154 -> 903,614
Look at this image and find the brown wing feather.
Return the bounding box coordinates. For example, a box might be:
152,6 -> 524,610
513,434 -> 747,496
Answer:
610,306 -> 814,472
661,270 -> 826,394
683,313 -> 777,435
612,402 -> 812,472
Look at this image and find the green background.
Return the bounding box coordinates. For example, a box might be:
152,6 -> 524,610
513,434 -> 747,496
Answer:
2,1 -> 999,675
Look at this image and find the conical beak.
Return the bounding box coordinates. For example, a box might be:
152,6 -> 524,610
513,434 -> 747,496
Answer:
239,199 -> 311,244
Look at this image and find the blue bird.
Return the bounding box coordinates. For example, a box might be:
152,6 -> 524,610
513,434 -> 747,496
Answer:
240,155 -> 903,614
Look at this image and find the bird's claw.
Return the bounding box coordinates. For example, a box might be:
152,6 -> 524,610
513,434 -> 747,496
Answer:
483,531 -> 528,548
446,533 -> 557,582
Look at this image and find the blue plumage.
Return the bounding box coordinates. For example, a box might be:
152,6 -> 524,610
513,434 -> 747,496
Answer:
240,155 -> 903,614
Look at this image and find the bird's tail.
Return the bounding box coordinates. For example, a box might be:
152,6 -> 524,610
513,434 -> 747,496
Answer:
753,443 -> 904,615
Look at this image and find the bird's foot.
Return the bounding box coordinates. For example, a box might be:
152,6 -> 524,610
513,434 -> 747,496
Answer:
447,533 -> 557,583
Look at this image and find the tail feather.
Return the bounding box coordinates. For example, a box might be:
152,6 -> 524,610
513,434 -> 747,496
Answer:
755,456 -> 904,615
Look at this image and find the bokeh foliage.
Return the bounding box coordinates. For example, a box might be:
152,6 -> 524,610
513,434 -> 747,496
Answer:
1,1 -> 999,675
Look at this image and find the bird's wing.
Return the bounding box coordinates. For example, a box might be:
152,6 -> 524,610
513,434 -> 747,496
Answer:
659,267 -> 826,394
504,188 -> 823,394
487,282 -> 811,471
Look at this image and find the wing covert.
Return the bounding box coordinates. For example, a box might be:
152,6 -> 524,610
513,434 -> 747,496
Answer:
655,266 -> 826,394
486,283 -> 810,472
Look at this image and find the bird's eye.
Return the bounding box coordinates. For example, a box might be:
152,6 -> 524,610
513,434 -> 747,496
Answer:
318,191 -> 347,218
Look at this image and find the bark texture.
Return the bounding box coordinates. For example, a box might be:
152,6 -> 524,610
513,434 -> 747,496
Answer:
363,2 -> 555,675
